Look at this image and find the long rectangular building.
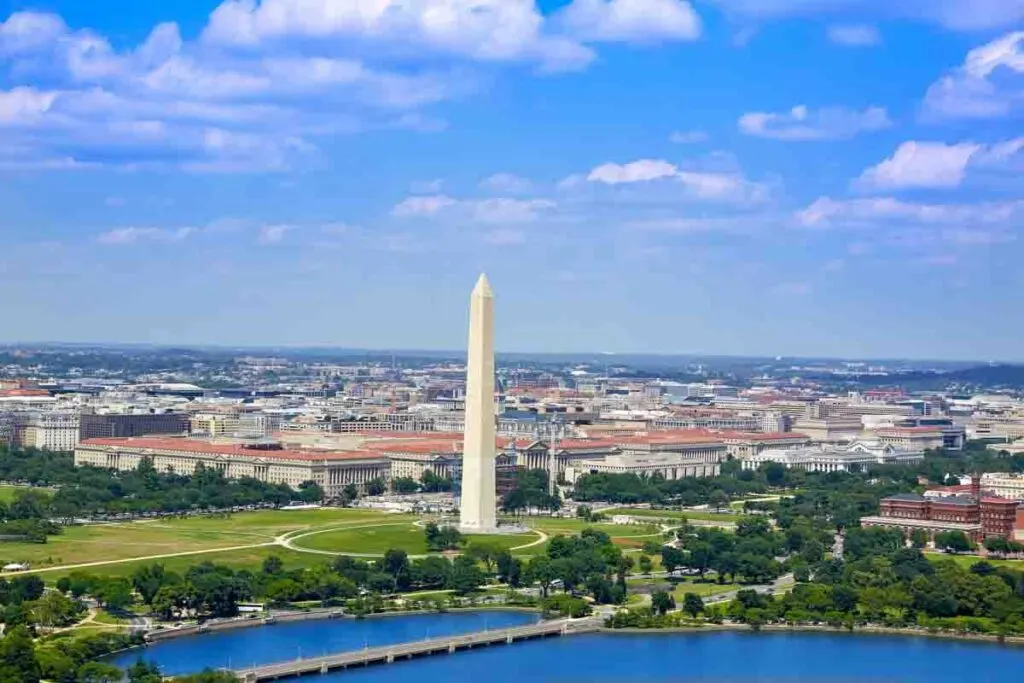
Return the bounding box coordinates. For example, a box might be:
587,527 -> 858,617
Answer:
75,437 -> 389,498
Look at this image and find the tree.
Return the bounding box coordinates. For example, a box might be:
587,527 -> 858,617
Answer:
682,592 -> 704,618
390,477 -> 419,494
935,531 -> 973,554
661,546 -> 685,574
262,555 -> 284,576
126,660 -> 163,683
94,578 -> 134,611
365,479 -> 387,496
910,529 -> 930,549
638,555 -> 653,576
77,662 -> 123,683
708,491 -> 729,512
651,590 -> 675,615
0,626 -> 40,683
525,556 -> 556,597
464,541 -> 500,573
382,549 -> 410,581
448,556 -> 484,595
296,481 -> 324,503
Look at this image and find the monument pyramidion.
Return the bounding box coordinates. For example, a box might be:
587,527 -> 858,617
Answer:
459,273 -> 498,532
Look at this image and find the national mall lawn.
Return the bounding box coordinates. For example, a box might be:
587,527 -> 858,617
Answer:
0,507 -> 672,582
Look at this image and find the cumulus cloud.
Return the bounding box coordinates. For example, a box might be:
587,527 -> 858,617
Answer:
583,158 -> 771,203
96,226 -> 195,245
707,1 -> 1024,31
855,139 -> 1023,190
797,196 -> 1024,228
392,194 -> 555,222
201,0 -> 593,70
257,224 -> 291,245
391,195 -> 459,218
480,173 -> 532,193
738,105 -> 891,141
827,24 -> 880,46
557,0 -> 701,44
922,31 -> 1024,120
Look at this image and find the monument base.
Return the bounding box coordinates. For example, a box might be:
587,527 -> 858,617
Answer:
459,521 -> 526,535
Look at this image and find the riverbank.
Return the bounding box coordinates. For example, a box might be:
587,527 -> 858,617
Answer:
602,621 -> 1024,646
145,604 -> 542,642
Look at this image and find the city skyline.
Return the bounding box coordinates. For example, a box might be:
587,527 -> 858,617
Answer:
1,1 -> 1022,359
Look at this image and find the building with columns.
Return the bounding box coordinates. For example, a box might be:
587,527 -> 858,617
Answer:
74,437 -> 389,498
742,439 -> 924,473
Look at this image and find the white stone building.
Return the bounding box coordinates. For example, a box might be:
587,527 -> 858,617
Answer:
741,439 -> 924,473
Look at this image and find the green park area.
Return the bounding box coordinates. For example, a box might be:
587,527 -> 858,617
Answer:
0,507 -> 678,582
290,523 -> 539,556
605,507 -> 738,523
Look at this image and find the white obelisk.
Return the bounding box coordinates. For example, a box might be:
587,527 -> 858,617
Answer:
459,273 -> 497,532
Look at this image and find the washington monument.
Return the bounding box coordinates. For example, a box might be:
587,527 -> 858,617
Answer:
459,273 -> 497,532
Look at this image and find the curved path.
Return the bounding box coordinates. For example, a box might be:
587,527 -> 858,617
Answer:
10,517 -> 600,576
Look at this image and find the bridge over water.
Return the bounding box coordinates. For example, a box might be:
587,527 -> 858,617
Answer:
236,618 -> 599,682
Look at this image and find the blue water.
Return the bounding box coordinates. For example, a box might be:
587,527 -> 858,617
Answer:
116,615 -> 1024,682
111,611 -> 538,675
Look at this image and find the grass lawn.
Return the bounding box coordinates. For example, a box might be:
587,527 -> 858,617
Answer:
0,508 -> 401,571
925,552 -> 1024,570
524,517 -> 663,537
671,580 -> 738,600
292,524 -> 537,555
606,508 -> 737,524
0,484 -> 48,503
43,546 -> 327,582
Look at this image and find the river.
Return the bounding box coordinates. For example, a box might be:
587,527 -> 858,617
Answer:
113,614 -> 1024,681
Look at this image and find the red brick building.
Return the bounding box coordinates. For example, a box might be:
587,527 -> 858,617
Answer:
862,476 -> 1021,542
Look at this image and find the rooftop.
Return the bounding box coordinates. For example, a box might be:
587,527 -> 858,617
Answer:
79,437 -> 382,463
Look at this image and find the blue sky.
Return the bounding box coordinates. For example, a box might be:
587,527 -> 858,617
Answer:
0,1 -> 1022,360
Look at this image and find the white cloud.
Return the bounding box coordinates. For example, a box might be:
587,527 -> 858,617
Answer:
584,158 -> 771,203
922,31 -> 1024,120
202,0 -> 593,71
472,198 -> 555,222
0,11 -> 67,55
0,87 -> 59,125
392,194 -> 555,222
856,141 -> 980,190
669,129 -> 708,144
738,104 -> 891,141
588,159 -> 678,184
480,173 -> 532,193
707,1 -> 1024,31
827,24 -> 880,46
95,226 -> 195,245
257,224 -> 290,245
558,0 -> 701,44
854,138 -> 1024,191
391,195 -> 458,217
797,196 -> 1024,228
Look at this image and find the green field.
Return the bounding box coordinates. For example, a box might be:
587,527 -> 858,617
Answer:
0,508 -> 401,571
42,547 -> 329,582
0,484 -> 47,504
671,580 -> 738,600
925,552 -> 1024,570
606,508 -> 738,523
523,517 -> 664,537
292,524 -> 539,555
0,507 -> 682,581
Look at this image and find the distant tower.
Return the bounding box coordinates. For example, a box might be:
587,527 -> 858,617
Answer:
460,274 -> 497,532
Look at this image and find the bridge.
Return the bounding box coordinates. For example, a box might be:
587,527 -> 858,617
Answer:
235,618 -> 598,682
